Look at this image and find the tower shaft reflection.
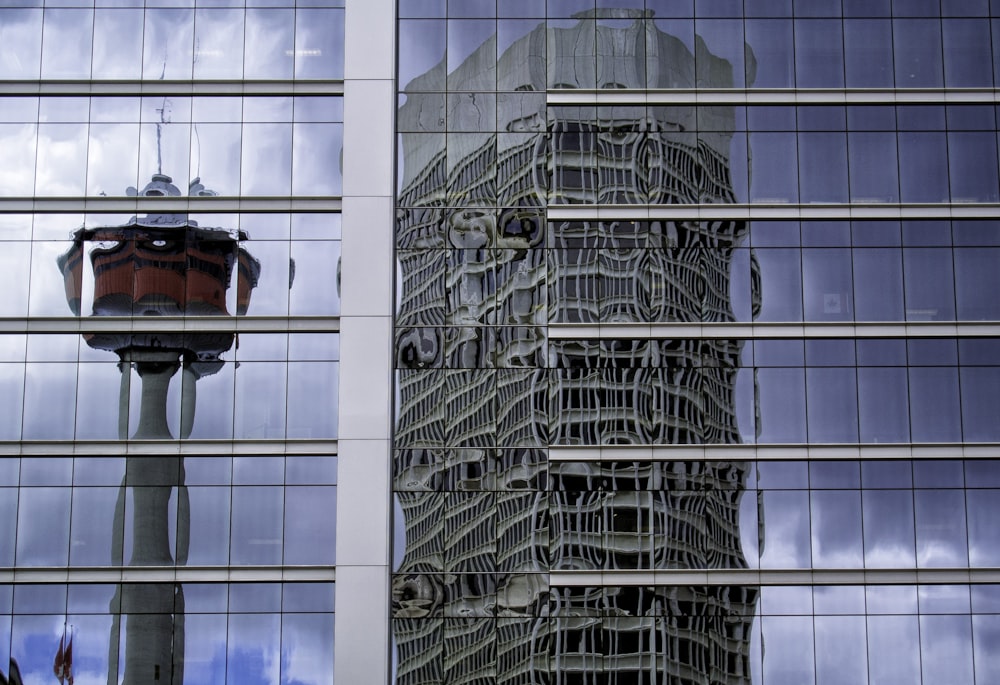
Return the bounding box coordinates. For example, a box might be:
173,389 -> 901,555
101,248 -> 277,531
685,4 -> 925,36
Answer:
58,174 -> 259,685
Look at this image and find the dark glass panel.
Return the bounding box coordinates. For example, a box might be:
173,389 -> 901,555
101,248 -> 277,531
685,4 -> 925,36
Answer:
801,248 -> 853,321
749,132 -> 798,203
844,19 -> 894,86
861,460 -> 912,488
949,131 -> 1000,202
857,367 -> 910,442
893,18 -> 944,86
399,0 -> 446,17
806,367 -> 858,442
909,367 -> 962,441
898,132 -> 949,203
960,367 -> 1000,442
794,19 -> 844,87
913,459 -> 964,488
798,132 -> 848,203
942,18 -> 994,86
848,132 -> 899,202
903,247 -> 955,320
744,19 -> 794,87
754,248 -> 802,321
696,19 -> 746,88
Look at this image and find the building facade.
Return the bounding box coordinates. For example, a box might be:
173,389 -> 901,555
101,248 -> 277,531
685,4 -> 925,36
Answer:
0,1 -> 344,683
385,1 -> 1000,683
4,1 -> 1000,684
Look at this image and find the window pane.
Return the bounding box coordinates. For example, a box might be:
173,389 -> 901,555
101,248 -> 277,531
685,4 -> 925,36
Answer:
795,19 -> 844,87
894,18 -> 944,86
844,19 -> 893,86
863,489 -> 916,568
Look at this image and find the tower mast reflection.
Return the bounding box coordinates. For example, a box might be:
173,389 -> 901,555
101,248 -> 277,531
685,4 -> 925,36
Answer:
57,174 -> 259,685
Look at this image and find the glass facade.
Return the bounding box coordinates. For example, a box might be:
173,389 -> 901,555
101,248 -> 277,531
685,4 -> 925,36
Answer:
0,1 -> 343,684
392,1 -> 1000,684
4,1 -> 1000,684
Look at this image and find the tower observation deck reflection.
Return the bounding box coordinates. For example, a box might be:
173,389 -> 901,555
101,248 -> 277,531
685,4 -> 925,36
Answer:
57,174 -> 259,685
394,10 -> 760,684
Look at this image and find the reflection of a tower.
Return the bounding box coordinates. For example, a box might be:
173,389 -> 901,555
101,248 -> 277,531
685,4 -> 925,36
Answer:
394,11 -> 759,684
57,174 -> 259,685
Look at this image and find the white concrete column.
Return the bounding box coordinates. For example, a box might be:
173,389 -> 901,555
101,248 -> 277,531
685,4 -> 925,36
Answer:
335,0 -> 396,683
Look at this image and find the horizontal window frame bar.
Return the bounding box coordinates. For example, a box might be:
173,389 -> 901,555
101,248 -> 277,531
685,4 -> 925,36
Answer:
547,88 -> 1000,106
547,203 -> 1000,221
0,439 -> 338,457
549,443 -> 1000,462
0,198 -> 342,213
547,322 -> 1000,340
550,568 -> 1000,586
0,566 -> 336,584
0,316 -> 340,335
0,80 -> 344,97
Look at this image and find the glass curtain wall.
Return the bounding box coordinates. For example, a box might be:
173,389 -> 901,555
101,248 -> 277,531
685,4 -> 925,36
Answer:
0,2 -> 343,684
393,1 -> 1000,683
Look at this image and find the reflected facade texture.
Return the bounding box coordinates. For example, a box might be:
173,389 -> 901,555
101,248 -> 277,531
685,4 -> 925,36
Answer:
0,1 -> 342,684
394,10 -> 758,684
393,2 -> 1000,685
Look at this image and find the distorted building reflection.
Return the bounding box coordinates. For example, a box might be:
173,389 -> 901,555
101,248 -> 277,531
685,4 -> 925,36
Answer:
57,174 -> 259,685
393,10 -> 759,684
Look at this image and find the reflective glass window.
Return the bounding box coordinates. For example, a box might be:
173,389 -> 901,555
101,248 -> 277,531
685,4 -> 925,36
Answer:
0,9 -> 42,79
795,20 -> 844,87
893,18 -> 944,86
867,615 -> 921,682
943,18 -> 994,87
863,489 -> 916,568
844,19 -> 894,87
40,9 -> 93,79
745,20 -> 794,87
848,132 -> 899,202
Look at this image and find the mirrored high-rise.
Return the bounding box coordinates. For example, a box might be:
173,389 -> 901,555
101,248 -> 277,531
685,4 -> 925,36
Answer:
393,11 -> 759,683
385,1 -> 1000,684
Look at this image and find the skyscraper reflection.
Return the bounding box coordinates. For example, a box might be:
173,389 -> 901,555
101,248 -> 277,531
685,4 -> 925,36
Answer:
393,10 -> 759,683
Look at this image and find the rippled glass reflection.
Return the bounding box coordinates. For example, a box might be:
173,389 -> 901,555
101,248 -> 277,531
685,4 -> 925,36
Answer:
394,11 -> 758,684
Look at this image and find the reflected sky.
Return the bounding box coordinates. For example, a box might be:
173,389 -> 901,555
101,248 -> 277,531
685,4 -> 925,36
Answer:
0,6 -> 344,82
0,91 -> 343,199
1,582 -> 335,685
0,3 -> 344,684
